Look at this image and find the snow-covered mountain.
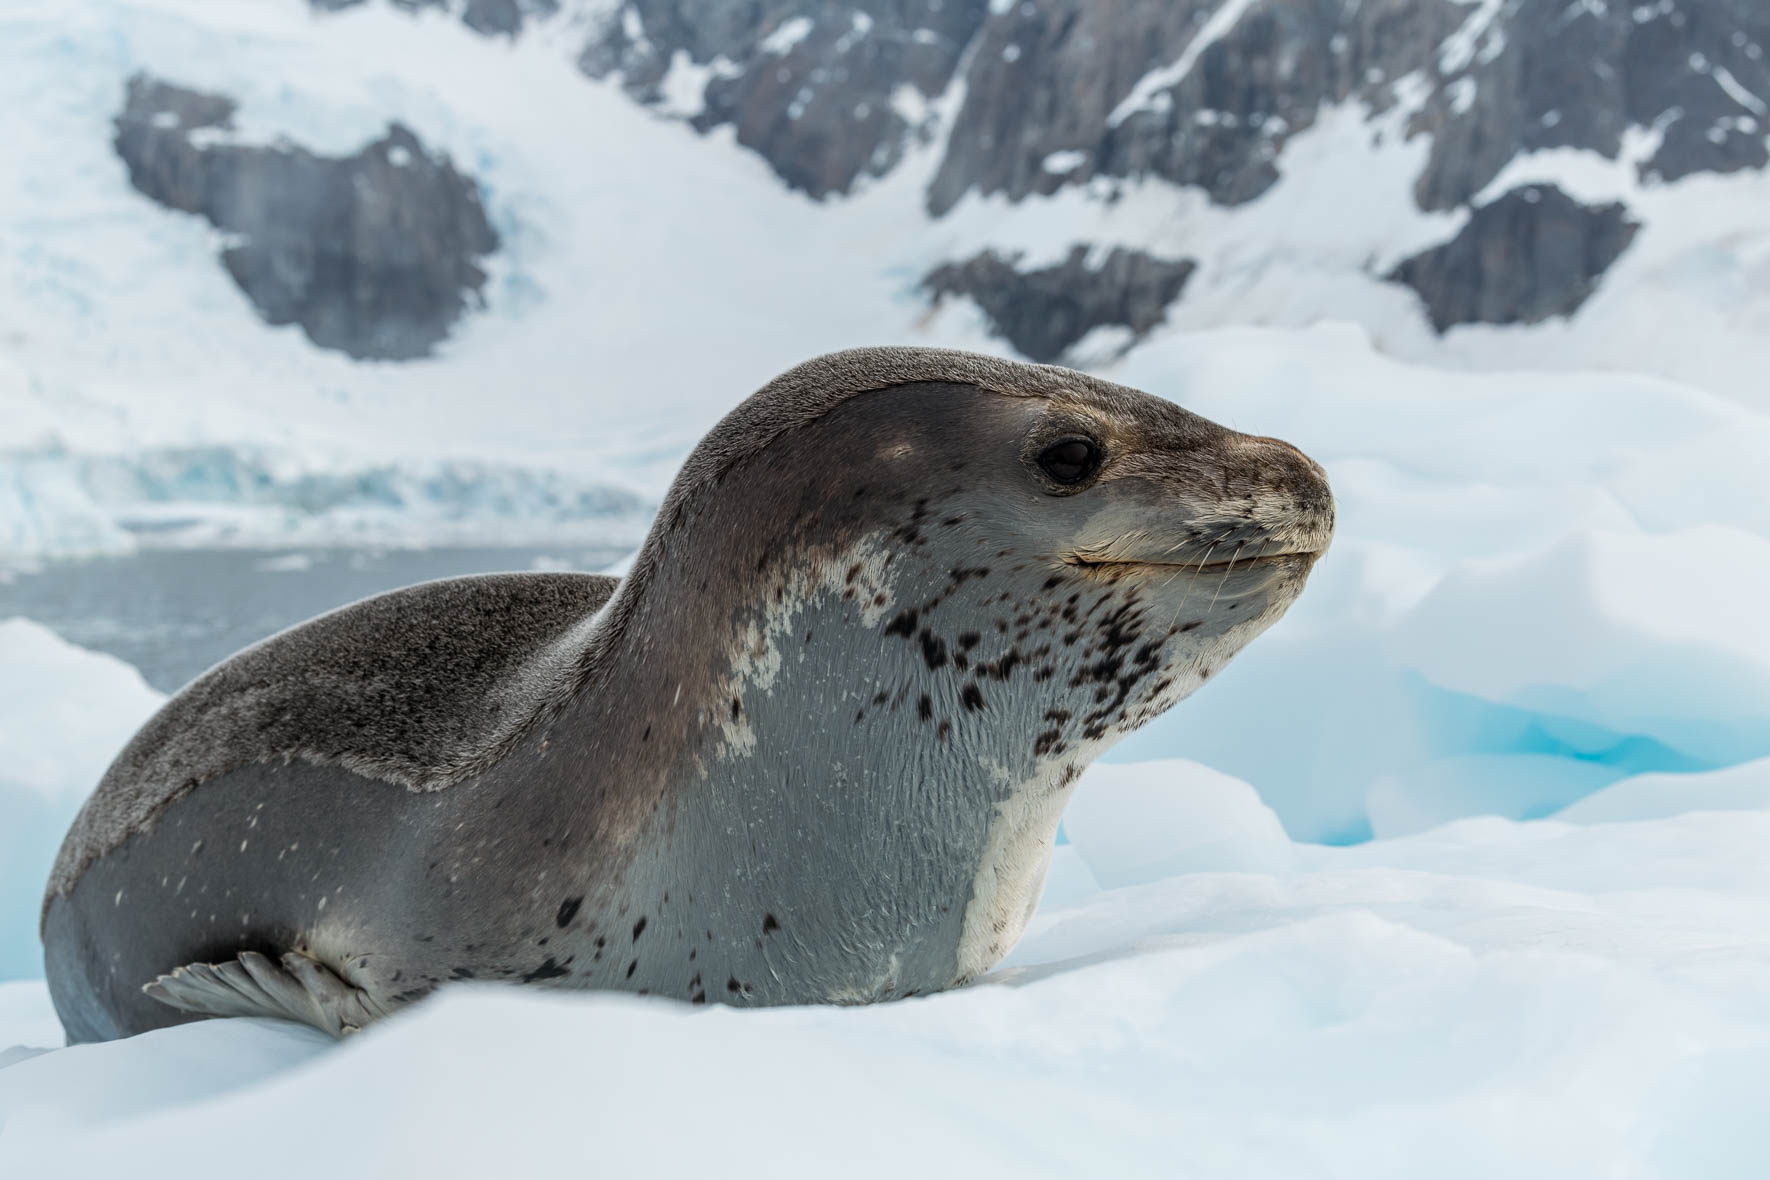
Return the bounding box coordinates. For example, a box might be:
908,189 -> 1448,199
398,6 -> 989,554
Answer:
4,0 -> 1770,559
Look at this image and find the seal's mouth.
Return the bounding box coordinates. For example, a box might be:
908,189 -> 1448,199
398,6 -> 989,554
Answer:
1063,548 -> 1319,575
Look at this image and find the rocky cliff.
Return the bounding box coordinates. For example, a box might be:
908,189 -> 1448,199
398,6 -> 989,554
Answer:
583,0 -> 1770,358
114,74 -> 498,361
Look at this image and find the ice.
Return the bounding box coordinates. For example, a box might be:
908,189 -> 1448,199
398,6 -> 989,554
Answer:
1062,759 -> 1296,883
1557,756 -> 1770,824
1390,526 -> 1770,768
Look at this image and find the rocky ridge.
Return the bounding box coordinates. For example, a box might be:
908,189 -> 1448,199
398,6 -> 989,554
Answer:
583,0 -> 1770,359
111,2 -> 1770,365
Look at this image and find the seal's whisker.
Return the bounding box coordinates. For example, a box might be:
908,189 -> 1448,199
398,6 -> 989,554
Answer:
1206,544 -> 1245,615
1167,541 -> 1218,633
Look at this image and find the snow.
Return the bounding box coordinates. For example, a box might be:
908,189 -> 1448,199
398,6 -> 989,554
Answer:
760,16 -> 813,57
1107,0 -> 1262,128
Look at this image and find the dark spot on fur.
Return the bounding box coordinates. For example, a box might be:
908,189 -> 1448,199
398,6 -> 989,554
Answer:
763,913 -> 780,934
962,683 -> 986,712
633,917 -> 648,941
449,967 -> 476,980
522,957 -> 570,982
918,694 -> 933,721
957,632 -> 981,650
642,725 -> 652,741
1043,576 -> 1063,590
727,976 -> 741,993
626,960 -> 638,979
1178,620 -> 1202,633
920,630 -> 948,668
730,697 -> 741,720
556,896 -> 582,927
872,690 -> 889,705
885,609 -> 918,638
1034,730 -> 1063,756
937,720 -> 952,742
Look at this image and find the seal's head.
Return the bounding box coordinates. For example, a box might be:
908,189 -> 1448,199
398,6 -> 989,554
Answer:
591,347 -> 1334,999
617,346 -> 1333,737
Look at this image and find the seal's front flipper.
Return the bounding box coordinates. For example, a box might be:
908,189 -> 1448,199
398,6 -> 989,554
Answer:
143,950 -> 387,1039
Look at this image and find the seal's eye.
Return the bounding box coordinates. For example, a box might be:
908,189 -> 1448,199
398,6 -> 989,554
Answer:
1038,438 -> 1102,485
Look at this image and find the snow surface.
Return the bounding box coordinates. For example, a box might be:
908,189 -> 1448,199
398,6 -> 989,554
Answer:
5,756 -> 1770,1176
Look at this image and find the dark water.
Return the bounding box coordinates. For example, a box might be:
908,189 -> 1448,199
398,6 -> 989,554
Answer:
0,546 -> 629,693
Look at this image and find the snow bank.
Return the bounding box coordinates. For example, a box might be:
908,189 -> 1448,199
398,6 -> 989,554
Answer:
1391,526 -> 1770,769
4,762 -> 1769,1177
1062,759 -> 1295,883
0,620 -> 164,980
1100,325 -> 1770,843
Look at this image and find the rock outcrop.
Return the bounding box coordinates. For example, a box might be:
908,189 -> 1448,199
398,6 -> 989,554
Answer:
114,74 -> 499,361
1389,185 -> 1640,332
579,0 -> 991,199
924,247 -> 1197,364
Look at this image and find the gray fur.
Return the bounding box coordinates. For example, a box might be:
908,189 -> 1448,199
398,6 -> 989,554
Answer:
41,346 -> 1335,1042
44,346 -> 1231,910
46,572 -> 616,908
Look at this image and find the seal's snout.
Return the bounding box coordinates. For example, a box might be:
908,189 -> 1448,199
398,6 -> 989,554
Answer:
1238,435 -> 1335,555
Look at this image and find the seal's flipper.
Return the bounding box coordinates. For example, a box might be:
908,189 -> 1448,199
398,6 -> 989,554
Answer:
143,950 -> 387,1038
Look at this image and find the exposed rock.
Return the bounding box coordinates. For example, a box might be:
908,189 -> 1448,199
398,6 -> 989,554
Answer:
114,74 -> 499,361
925,246 -> 1196,363
1409,0 -> 1770,210
309,0 -> 559,37
578,1 -> 990,199
1388,185 -> 1640,332
928,0 -> 1467,216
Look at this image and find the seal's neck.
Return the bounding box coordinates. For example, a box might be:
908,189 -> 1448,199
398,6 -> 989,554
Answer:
555,531 -> 1125,1004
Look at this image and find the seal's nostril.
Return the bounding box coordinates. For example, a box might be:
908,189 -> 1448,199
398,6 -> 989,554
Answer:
1242,435 -> 1335,547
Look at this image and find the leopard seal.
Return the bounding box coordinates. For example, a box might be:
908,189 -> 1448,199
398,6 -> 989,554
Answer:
41,346 -> 1334,1042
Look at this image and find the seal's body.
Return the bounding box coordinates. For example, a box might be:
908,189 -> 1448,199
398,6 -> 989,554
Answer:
42,348 -> 1334,1042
